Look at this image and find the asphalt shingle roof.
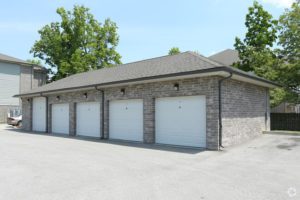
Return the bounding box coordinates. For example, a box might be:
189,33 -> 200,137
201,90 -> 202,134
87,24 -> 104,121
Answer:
18,51 -> 223,95
15,51 -> 278,97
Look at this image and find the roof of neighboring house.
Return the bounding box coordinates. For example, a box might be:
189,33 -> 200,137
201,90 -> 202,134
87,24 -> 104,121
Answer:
0,53 -> 46,71
15,51 -> 279,97
209,49 -> 239,66
0,53 -> 27,64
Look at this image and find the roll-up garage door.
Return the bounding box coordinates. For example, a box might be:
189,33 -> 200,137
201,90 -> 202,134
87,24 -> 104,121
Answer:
32,97 -> 46,132
109,99 -> 143,142
76,102 -> 101,138
51,103 -> 69,134
155,96 -> 206,148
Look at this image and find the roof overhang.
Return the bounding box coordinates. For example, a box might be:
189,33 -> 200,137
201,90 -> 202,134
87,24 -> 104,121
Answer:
15,66 -> 280,98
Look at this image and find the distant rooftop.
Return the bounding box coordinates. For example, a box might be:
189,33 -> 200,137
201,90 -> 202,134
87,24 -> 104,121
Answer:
0,53 -> 28,64
0,52 -> 45,70
209,49 -> 239,66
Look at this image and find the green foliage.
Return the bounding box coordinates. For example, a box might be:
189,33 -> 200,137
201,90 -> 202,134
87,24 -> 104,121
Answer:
30,5 -> 121,81
233,1 -> 278,73
233,1 -> 300,107
270,88 -> 299,107
26,59 -> 42,65
277,0 -> 300,92
168,47 -> 181,55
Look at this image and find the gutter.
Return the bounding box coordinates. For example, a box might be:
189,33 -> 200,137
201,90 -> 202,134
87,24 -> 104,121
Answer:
218,72 -> 233,149
14,66 -> 280,98
95,86 -> 105,139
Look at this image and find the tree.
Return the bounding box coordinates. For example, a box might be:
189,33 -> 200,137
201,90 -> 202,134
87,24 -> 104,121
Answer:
30,5 -> 121,81
168,47 -> 181,55
26,59 -> 42,65
234,1 -> 300,106
277,0 -> 300,93
233,1 -> 278,77
232,1 -> 288,107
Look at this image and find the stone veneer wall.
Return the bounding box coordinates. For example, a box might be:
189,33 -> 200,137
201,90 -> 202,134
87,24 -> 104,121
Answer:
221,79 -> 270,147
22,76 -> 220,150
21,97 -> 32,131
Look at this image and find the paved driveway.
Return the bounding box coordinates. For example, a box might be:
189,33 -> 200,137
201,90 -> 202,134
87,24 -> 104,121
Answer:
0,125 -> 299,200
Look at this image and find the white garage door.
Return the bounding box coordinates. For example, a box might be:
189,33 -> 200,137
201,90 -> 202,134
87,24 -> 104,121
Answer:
52,103 -> 69,134
109,99 -> 143,142
32,97 -> 46,132
76,102 -> 101,138
155,96 -> 206,148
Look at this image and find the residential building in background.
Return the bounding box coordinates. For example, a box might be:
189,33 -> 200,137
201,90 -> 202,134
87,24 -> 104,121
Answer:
209,49 -> 239,66
0,53 -> 47,123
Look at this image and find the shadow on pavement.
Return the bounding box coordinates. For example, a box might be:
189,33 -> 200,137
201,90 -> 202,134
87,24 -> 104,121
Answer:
3,126 -> 206,155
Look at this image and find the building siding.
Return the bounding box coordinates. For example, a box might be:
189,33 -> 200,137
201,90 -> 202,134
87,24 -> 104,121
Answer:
33,70 -> 46,88
0,62 -> 46,123
19,66 -> 33,93
0,62 -> 20,105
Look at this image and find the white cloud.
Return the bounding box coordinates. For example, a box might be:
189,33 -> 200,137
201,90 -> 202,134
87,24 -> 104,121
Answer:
261,0 -> 295,8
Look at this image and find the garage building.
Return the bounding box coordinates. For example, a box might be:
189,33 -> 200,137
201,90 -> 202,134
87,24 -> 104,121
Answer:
15,52 -> 278,150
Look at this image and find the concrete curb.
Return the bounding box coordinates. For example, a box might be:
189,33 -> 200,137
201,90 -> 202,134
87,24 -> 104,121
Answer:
263,131 -> 300,136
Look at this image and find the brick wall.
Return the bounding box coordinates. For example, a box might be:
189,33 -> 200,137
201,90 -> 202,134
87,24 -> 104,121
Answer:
221,79 -> 270,147
22,76 -> 220,150
20,76 -> 271,150
21,97 -> 32,131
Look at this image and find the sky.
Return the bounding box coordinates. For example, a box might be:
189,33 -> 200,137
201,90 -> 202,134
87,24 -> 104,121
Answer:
0,0 -> 295,65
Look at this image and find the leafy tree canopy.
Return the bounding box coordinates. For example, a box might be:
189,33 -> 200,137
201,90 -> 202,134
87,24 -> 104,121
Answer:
234,1 -> 300,106
26,59 -> 42,65
277,0 -> 300,92
233,1 -> 278,74
168,47 -> 181,55
30,5 -> 121,81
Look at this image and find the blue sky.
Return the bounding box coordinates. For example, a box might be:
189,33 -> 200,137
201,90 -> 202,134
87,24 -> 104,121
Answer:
0,0 -> 294,64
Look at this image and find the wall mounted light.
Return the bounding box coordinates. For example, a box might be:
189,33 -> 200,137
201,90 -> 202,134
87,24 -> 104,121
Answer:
27,98 -> 30,102
56,96 -> 60,100
83,92 -> 88,99
120,88 -> 125,95
174,83 -> 179,91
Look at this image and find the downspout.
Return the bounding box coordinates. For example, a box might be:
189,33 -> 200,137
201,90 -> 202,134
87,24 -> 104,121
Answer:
95,86 -> 105,139
218,72 -> 233,149
31,65 -> 33,89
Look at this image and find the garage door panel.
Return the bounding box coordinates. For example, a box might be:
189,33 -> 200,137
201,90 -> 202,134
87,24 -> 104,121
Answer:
76,102 -> 101,137
52,103 -> 69,134
109,99 -> 143,142
32,97 -> 46,132
155,96 -> 206,148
